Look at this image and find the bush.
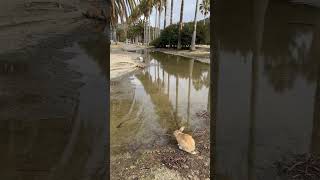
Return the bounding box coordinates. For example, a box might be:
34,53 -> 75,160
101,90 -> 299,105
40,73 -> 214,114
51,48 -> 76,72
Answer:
116,28 -> 126,42
151,18 -> 210,48
127,20 -> 144,40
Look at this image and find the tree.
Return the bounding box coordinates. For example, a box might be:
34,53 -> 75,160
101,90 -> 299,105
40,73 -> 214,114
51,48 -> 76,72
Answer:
158,1 -> 163,37
154,7 -> 158,40
128,20 -> 144,43
177,0 -> 185,49
111,0 -> 137,43
164,0 -> 167,28
129,0 -> 156,45
199,0 -> 210,25
151,21 -> 209,48
170,0 -> 174,25
190,0 -> 200,50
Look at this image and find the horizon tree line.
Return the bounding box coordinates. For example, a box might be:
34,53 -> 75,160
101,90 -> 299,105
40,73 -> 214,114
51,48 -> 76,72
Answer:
111,0 -> 210,50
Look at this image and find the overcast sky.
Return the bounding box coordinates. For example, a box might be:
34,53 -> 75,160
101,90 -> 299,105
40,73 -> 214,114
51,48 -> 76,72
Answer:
148,0 -> 209,28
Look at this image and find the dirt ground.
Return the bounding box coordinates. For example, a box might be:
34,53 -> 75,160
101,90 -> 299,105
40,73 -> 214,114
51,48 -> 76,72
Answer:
110,43 -> 145,80
111,111 -> 210,180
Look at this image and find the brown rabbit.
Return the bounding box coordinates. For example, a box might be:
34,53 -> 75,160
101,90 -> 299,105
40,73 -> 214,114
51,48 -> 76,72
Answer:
173,126 -> 197,154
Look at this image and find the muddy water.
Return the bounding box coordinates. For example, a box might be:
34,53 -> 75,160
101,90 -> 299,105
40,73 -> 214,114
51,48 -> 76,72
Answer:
110,52 -> 210,155
214,0 -> 320,179
0,31 -> 108,180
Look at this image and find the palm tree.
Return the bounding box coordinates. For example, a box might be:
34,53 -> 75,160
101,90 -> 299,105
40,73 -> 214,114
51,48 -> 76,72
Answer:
111,0 -> 137,42
199,0 -> 210,25
170,0 -> 174,25
154,7 -> 158,39
164,0 -> 167,28
129,0 -> 156,45
154,0 -> 163,38
158,2 -> 163,37
190,0 -> 200,51
177,0 -> 184,50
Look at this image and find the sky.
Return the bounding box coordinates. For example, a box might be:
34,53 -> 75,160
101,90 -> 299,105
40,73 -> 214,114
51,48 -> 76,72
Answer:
148,0 -> 209,28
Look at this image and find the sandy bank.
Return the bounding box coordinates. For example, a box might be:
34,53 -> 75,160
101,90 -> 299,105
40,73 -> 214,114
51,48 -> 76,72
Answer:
110,43 -> 146,80
154,46 -> 210,64
111,126 -> 210,180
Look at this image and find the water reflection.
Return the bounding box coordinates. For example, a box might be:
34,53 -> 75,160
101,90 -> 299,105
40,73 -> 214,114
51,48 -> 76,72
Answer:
0,35 -> 108,180
0,61 -> 28,74
214,0 -> 320,179
110,52 -> 210,155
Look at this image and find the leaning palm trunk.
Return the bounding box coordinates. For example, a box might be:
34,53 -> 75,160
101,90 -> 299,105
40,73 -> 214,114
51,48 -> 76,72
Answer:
191,0 -> 200,50
177,0 -> 184,49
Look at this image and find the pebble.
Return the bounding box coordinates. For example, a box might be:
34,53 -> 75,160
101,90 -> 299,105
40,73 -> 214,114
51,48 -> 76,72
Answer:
198,156 -> 204,160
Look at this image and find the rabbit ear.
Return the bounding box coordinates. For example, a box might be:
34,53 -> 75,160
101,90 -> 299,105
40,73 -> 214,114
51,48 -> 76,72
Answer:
179,126 -> 185,132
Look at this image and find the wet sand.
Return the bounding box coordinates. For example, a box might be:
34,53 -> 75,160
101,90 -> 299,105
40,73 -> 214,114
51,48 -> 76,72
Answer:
0,2 -> 108,178
110,43 -> 146,80
110,126 -> 210,180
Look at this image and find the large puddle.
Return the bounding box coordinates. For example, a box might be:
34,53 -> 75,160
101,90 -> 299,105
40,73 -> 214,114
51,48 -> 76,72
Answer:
214,1 -> 320,179
110,52 -> 210,155
0,31 -> 108,180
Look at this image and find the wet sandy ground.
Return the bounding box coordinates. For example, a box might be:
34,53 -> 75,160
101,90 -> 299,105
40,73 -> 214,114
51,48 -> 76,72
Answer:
0,14 -> 108,179
111,124 -> 210,180
110,44 -> 141,80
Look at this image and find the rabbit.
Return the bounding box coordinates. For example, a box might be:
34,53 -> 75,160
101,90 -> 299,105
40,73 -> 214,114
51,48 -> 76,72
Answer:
173,126 -> 197,154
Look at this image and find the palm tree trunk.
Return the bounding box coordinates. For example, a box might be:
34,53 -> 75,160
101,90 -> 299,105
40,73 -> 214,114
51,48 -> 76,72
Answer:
113,26 -> 117,44
158,8 -> 162,37
170,0 -> 174,25
155,8 -> 158,39
164,0 -> 167,28
147,18 -> 149,44
144,17 -> 147,45
153,27 -> 155,41
191,0 -> 199,50
177,0 -> 184,49
148,16 -> 151,45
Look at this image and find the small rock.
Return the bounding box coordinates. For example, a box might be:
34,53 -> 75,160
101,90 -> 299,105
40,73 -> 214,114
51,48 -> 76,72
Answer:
198,156 -> 204,160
